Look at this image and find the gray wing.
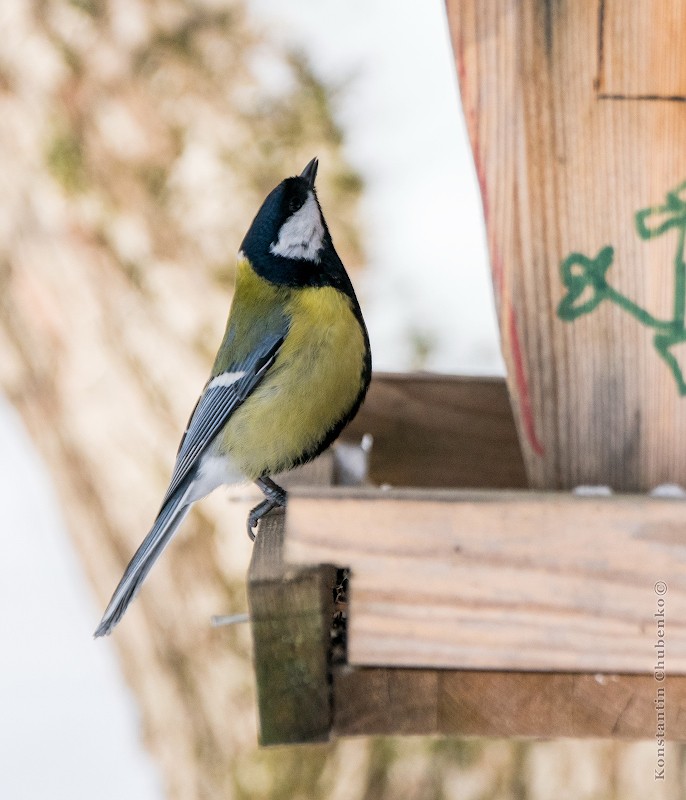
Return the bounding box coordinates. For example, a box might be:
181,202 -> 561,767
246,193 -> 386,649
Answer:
94,329 -> 287,637
161,330 -> 285,506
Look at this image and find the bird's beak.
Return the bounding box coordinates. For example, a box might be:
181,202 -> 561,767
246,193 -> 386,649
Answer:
300,157 -> 318,189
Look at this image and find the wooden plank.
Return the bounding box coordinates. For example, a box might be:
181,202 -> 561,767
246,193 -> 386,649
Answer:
247,512 -> 336,745
341,373 -> 526,489
285,488 -> 686,673
333,667 -> 685,740
447,1 -> 686,491
332,667 -> 438,736
600,1 -> 686,98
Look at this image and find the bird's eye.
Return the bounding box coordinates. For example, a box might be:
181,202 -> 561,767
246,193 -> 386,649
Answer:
288,196 -> 305,213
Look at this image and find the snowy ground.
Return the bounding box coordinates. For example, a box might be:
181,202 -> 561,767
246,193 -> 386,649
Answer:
0,2 -> 499,797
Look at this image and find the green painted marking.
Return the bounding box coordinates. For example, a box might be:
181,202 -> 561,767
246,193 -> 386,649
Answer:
557,180 -> 686,395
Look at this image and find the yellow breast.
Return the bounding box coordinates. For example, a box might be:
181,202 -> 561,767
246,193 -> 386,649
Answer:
218,267 -> 368,479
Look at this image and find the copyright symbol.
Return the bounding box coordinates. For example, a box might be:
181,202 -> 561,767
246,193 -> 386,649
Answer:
655,581 -> 668,596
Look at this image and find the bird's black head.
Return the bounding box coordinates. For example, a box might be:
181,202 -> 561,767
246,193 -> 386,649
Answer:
240,158 -> 353,292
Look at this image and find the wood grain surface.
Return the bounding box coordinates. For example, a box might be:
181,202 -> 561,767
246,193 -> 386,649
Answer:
333,667 -> 686,739
247,512 -> 336,745
447,1 -> 686,490
250,500 -> 686,741
341,373 -> 526,489
285,488 -> 686,674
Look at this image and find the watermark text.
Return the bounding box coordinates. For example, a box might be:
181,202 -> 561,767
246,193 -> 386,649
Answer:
654,581 -> 667,780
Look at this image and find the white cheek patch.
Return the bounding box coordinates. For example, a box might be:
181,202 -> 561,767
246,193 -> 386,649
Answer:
270,192 -> 325,262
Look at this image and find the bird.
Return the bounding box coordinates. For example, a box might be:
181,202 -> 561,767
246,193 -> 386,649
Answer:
94,158 -> 371,637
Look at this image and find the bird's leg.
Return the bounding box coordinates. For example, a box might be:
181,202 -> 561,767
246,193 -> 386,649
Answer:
257,476 -> 288,506
247,477 -> 288,540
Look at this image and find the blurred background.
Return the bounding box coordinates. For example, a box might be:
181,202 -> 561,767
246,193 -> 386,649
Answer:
0,1 -> 682,798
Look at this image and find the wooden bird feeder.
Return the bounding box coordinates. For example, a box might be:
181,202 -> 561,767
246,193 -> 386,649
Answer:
245,1 -> 686,745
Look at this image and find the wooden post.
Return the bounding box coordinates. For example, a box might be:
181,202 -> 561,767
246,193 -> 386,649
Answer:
447,1 -> 686,490
247,512 -> 336,745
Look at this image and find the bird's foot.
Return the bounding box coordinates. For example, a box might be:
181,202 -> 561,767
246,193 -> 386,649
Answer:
247,478 -> 288,540
247,498 -> 279,540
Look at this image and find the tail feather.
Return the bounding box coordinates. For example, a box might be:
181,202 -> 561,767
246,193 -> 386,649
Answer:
94,484 -> 192,638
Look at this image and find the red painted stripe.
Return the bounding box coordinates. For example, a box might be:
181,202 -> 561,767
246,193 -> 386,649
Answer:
508,304 -> 545,457
461,94 -> 542,458
473,152 -> 489,230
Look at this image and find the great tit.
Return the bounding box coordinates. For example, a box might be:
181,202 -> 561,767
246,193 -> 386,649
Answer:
95,158 -> 371,637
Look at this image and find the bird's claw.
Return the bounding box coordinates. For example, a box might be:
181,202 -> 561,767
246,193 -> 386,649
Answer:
246,479 -> 288,540
247,498 -> 276,540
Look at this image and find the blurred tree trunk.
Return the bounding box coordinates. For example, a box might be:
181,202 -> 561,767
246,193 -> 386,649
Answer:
0,2 -> 367,798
